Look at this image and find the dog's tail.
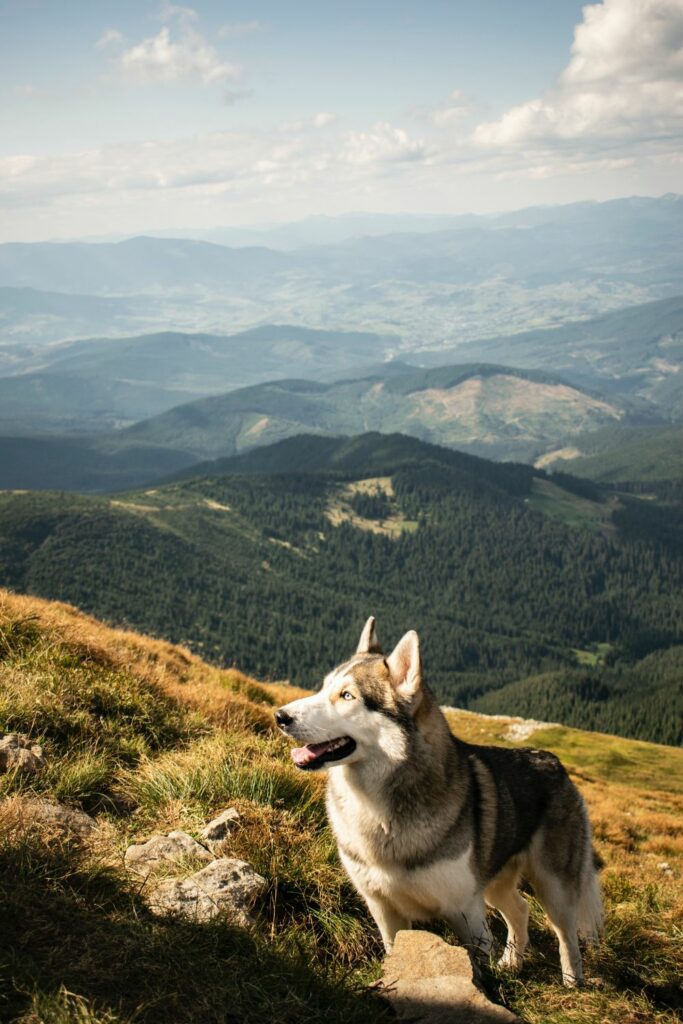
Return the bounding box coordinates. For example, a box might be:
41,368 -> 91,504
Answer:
577,801 -> 604,943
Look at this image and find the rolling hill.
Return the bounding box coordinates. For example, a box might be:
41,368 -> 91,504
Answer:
449,295 -> 683,420
0,326 -> 392,434
1,588 -> 681,1024
0,432 -> 680,744
121,363 -> 625,464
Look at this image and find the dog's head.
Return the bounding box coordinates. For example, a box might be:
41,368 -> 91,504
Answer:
275,617 -> 423,771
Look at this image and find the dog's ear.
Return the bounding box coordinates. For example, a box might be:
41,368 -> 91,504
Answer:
356,615 -> 383,654
387,630 -> 422,700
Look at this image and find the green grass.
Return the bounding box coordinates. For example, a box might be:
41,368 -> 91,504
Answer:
527,478 -> 612,530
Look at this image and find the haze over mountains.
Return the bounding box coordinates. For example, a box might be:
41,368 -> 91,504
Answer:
2,195 -> 681,353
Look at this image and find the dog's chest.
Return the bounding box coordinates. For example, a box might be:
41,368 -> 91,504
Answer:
327,775 -> 476,919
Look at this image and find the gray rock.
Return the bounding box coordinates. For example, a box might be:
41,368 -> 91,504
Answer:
149,857 -> 266,925
381,930 -> 519,1024
21,798 -> 96,836
0,733 -> 44,773
200,807 -> 240,850
125,830 -> 213,876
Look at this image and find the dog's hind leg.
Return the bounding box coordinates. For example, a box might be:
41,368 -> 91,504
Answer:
485,862 -> 529,973
532,869 -> 583,987
364,893 -> 410,954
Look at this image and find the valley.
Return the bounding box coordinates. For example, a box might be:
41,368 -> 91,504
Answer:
0,432 -> 680,746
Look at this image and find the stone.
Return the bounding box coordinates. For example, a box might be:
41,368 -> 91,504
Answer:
21,798 -> 96,836
0,733 -> 44,773
124,830 -> 213,876
381,930 -> 519,1024
200,807 -> 240,850
149,857 -> 266,926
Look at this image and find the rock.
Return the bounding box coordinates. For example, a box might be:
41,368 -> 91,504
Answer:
657,861 -> 674,875
0,733 -> 45,773
381,930 -> 519,1024
149,857 -> 266,926
21,798 -> 96,836
200,807 -> 240,850
124,830 -> 213,876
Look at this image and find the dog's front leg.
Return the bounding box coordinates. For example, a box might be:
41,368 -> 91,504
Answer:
447,897 -> 493,961
364,893 -> 410,953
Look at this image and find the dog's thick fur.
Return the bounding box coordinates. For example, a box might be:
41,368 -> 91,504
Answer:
276,618 -> 603,986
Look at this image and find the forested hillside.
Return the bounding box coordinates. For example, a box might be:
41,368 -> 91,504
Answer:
0,433 -> 680,745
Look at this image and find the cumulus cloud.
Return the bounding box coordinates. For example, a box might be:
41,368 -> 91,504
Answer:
475,0 -> 683,146
117,22 -> 240,84
0,119 -> 431,212
341,122 -> 430,165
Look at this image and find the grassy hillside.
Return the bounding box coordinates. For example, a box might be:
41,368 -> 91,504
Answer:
0,433 -> 681,744
0,591 -> 680,1024
545,424 -> 683,483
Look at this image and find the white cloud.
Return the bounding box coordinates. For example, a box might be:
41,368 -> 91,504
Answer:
429,89 -> 470,128
475,0 -> 683,146
0,120 -> 431,215
341,122 -> 430,165
95,28 -> 125,50
279,112 -> 338,132
118,24 -> 240,84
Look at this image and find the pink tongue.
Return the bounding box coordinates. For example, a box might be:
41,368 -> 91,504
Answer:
291,740 -> 333,766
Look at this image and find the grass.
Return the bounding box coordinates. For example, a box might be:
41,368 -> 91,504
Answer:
527,478 -> 614,531
0,588 -> 681,1024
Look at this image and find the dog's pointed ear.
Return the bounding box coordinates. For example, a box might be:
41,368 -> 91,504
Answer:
387,630 -> 422,699
356,615 -> 383,654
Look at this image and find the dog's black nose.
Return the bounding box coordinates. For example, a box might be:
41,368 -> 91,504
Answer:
275,708 -> 293,728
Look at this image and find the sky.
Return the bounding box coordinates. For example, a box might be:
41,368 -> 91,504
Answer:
1,0 -> 682,241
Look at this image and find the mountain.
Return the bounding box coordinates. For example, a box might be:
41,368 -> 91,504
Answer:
122,363 -> 626,464
445,295 -> 683,420
2,196 -> 681,348
0,236 -> 289,294
1,432 -> 680,744
0,435 -> 195,492
2,589 -> 681,1024
0,326 -> 392,433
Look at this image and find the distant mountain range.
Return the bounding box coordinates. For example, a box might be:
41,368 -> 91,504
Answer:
1,195 -> 681,347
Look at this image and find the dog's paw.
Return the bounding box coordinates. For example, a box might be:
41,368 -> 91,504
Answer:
497,944 -> 524,973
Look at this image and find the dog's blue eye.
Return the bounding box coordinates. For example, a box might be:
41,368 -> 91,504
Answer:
341,691 -> 354,700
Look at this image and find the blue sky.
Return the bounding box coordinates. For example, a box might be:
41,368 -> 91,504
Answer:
1,0 -> 682,240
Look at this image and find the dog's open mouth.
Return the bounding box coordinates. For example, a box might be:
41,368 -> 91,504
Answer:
291,736 -> 356,770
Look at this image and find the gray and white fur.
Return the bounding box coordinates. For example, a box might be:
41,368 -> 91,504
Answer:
276,617 -> 603,986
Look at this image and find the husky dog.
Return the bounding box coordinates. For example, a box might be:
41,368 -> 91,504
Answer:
276,618 -> 603,986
